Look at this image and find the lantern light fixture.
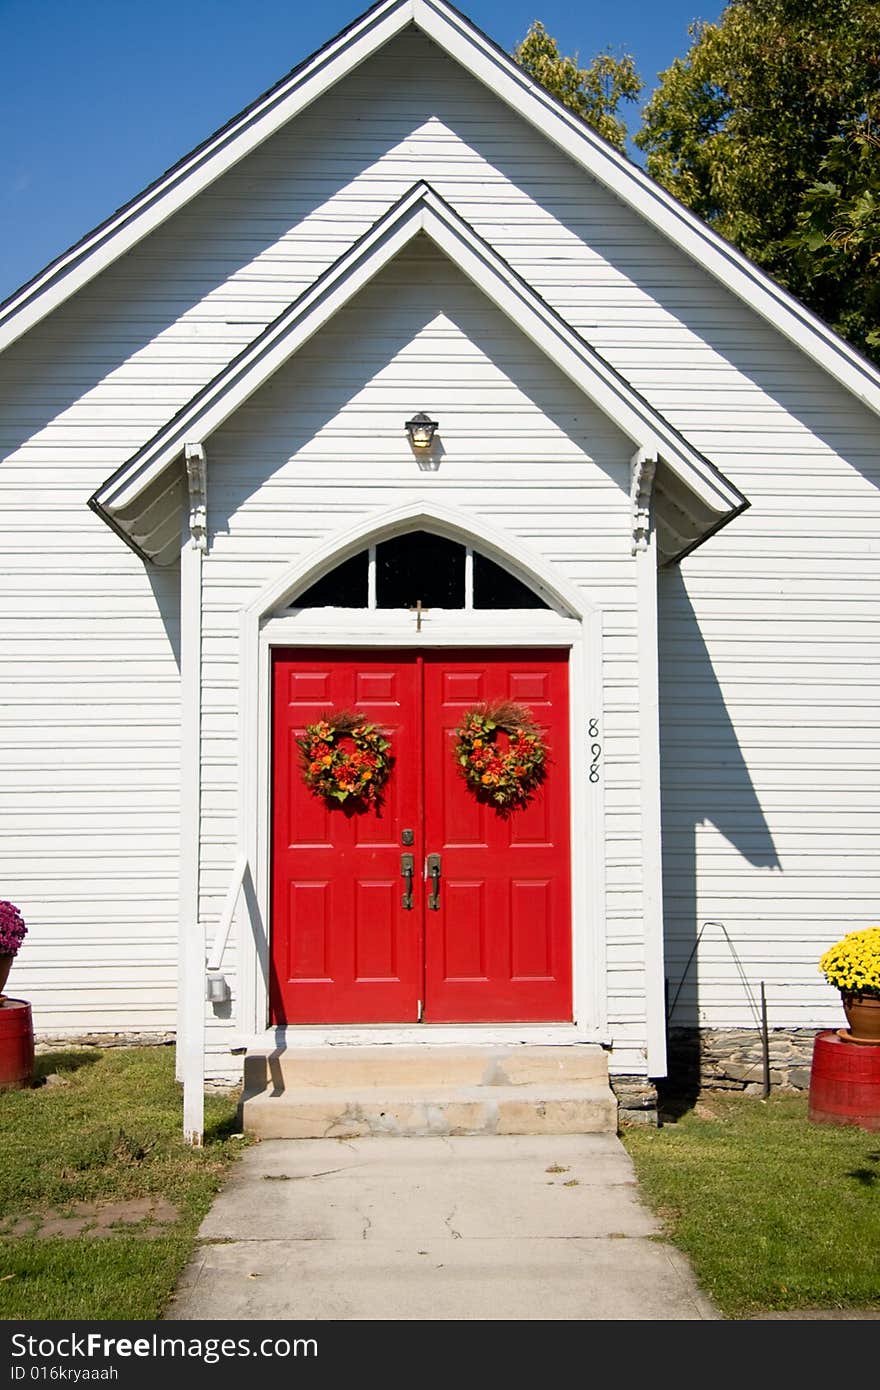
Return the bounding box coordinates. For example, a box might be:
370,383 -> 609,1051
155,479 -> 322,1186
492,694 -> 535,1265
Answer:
405,412 -> 439,449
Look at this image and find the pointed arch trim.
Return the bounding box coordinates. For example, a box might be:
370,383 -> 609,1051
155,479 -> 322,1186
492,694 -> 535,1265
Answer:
245,499 -> 596,626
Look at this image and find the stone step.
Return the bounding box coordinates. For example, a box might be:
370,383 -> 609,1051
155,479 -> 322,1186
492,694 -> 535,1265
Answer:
240,1081 -> 617,1139
243,1044 -> 608,1093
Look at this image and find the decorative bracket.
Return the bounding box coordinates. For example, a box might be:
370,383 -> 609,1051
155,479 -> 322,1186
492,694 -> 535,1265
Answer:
184,441 -> 207,552
630,448 -> 658,555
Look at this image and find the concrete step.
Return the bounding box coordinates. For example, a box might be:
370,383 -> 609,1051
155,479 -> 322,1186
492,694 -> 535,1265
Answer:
240,1081 -> 617,1139
242,1044 -> 608,1093
240,1046 -> 616,1139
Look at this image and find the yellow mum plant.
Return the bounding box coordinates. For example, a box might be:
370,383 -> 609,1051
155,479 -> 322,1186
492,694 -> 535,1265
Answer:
818,927 -> 880,998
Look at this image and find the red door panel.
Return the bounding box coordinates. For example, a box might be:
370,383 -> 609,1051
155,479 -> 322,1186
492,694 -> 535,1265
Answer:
422,650 -> 572,1022
270,649 -> 422,1023
271,647 -> 572,1024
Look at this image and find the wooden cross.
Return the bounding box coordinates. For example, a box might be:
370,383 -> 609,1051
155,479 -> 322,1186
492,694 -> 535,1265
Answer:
410,600 -> 426,632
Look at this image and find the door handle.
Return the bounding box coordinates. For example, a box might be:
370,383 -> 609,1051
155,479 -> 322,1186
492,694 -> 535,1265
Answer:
426,853 -> 441,911
401,852 -> 414,910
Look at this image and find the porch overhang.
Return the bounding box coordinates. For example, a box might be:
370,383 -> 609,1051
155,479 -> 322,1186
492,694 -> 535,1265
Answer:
90,183 -> 747,568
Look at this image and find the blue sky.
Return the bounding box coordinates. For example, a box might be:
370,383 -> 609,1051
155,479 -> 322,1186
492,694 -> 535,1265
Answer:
0,0 -> 724,302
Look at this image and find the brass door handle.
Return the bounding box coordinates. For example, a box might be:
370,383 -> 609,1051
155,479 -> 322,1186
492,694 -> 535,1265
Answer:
401,852 -> 414,910
426,853 -> 441,911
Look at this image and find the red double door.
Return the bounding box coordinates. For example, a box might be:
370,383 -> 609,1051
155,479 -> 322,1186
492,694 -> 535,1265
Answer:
270,649 -> 571,1024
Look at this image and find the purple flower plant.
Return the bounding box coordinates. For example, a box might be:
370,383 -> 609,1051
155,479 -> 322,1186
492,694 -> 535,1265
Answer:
0,901 -> 27,956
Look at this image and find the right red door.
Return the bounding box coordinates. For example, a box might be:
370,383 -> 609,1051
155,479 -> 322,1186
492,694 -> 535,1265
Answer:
422,650 -> 572,1022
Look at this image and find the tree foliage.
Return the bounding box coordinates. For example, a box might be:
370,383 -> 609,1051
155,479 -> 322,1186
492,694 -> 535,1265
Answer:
786,127 -> 880,357
634,0 -> 880,360
513,21 -> 641,153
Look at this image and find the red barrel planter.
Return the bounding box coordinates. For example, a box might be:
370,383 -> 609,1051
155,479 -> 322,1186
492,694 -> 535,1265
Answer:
0,998 -> 34,1090
809,1029 -> 880,1132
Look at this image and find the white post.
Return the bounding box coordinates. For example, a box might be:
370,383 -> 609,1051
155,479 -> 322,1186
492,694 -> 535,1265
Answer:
181,445 -> 207,1146
633,452 -> 667,1079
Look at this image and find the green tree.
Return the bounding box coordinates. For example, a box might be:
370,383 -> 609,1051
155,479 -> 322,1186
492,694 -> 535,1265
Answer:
787,127 -> 880,357
634,0 -> 880,361
513,21 -> 641,153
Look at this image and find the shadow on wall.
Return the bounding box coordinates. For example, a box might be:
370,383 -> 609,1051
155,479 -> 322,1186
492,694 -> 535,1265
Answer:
146,559 -> 181,672
659,568 -> 781,1040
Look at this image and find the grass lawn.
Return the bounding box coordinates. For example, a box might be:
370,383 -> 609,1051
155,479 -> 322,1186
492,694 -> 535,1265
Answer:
0,1046 -> 245,1320
622,1091 -> 880,1319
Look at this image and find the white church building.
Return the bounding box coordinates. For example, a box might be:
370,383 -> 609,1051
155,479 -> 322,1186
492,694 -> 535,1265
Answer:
2,0 -> 877,1137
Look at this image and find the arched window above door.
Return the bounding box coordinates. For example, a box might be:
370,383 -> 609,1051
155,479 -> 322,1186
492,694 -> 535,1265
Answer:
290,530 -> 551,611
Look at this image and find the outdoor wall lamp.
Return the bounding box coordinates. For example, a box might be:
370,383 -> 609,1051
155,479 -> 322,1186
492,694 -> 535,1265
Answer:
405,412 -> 439,449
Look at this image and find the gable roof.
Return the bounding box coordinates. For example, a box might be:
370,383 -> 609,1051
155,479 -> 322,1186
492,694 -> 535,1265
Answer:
3,0 -> 880,425
90,181 -> 747,565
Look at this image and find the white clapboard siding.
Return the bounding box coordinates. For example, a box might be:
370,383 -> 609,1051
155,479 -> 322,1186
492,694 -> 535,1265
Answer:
2,21 -> 880,1068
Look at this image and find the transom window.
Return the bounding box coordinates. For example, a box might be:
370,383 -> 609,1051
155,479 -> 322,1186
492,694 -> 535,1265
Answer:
291,531 -> 549,611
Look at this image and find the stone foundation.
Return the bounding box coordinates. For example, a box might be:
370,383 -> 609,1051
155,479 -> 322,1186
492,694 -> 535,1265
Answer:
666,1026 -> 818,1096
205,1075 -> 241,1094
610,1076 -> 659,1126
35,1031 -> 175,1052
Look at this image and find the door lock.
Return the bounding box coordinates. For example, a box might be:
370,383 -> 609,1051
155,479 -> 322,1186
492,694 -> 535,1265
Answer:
426,853 -> 441,911
401,852 -> 414,910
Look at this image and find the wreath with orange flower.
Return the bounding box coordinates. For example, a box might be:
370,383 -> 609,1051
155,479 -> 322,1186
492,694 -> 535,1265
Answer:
298,710 -> 392,805
453,701 -> 548,809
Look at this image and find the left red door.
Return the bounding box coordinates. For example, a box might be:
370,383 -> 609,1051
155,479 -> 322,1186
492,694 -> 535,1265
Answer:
270,649 -> 422,1023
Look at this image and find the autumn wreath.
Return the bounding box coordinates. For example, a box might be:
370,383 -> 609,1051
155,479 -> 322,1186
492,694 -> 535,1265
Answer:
298,710 -> 392,805
453,701 -> 548,809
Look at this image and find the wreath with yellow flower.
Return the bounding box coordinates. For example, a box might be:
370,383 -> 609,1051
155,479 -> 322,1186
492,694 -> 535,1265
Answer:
298,710 -> 392,806
453,701 -> 548,810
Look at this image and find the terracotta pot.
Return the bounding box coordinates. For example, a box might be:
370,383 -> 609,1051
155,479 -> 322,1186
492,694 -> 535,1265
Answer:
0,955 -> 13,997
841,993 -> 880,1045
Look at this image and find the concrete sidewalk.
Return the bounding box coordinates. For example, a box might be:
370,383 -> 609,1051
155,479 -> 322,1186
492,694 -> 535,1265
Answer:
167,1134 -> 720,1321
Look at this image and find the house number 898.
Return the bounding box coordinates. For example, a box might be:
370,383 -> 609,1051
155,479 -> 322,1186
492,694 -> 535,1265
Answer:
588,719 -> 601,783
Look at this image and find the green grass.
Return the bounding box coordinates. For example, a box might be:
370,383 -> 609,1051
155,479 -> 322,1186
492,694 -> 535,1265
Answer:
622,1091 -> 880,1319
0,1047 -> 246,1320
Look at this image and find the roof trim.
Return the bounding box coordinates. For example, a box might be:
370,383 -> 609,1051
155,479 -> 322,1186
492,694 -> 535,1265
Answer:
0,0 -> 413,349
415,0 -> 880,418
91,181 -> 745,543
3,0 -> 880,423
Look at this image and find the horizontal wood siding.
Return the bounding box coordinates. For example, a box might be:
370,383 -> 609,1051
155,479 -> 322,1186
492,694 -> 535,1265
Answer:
0,520 -> 180,1029
2,25 -> 878,1063
660,458 -> 880,1032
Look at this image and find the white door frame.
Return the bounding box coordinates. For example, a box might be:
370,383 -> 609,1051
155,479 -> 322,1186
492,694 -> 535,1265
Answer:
233,501 -> 609,1049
